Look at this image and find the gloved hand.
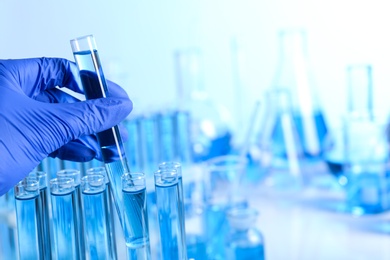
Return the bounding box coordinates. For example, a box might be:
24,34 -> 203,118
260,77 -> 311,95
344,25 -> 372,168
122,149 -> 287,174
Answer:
0,58 -> 133,195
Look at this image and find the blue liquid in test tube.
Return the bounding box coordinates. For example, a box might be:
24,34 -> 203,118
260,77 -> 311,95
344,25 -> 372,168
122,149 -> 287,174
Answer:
56,169 -> 85,259
70,35 -> 131,229
86,167 -> 118,259
122,172 -> 151,260
81,174 -> 111,260
14,177 -> 41,260
158,161 -> 187,257
50,177 -> 79,260
28,171 -> 52,260
154,168 -> 188,260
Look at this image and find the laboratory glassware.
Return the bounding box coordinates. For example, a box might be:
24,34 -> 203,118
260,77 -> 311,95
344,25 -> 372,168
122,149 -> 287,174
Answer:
324,64 -> 374,177
184,185 -> 207,260
122,172 -> 151,260
56,169 -> 85,259
0,190 -> 17,260
203,155 -> 248,260
70,34 -> 133,230
257,89 -> 305,189
50,177 -> 79,260
225,207 -> 265,260
28,171 -> 52,260
14,177 -> 41,260
154,168 -> 188,260
270,29 -> 328,159
173,109 -> 193,164
174,47 -> 233,162
81,174 -> 111,259
322,64 -> 389,214
158,161 -> 187,258
86,166 -> 118,259
138,112 -> 159,175
123,115 -> 143,173
156,110 -> 176,162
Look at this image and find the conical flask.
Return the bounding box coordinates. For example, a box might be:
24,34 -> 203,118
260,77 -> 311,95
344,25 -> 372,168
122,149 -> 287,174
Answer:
257,88 -> 305,189
272,29 -> 328,159
174,48 -> 233,162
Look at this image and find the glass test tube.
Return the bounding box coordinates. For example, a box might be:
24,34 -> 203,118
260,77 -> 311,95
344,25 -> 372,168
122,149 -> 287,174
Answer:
70,34 -> 131,228
154,168 -> 188,260
50,177 -> 79,260
86,166 -> 118,260
81,174 -> 111,259
157,111 -> 176,162
14,177 -> 41,260
56,169 -> 85,259
158,161 -> 187,257
28,171 -> 52,260
122,172 -> 151,259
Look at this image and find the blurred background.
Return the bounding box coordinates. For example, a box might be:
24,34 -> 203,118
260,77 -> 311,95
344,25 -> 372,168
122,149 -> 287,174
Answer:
2,1 -> 390,260
2,0 -> 390,127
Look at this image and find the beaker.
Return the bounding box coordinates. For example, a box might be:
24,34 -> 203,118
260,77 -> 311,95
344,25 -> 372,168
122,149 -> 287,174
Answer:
324,64 -> 374,178
203,155 -> 248,260
271,29 -> 328,159
323,64 -> 390,214
174,48 -> 233,162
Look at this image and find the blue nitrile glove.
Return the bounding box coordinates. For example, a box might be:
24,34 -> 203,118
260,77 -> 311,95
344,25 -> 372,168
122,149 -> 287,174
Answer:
0,58 -> 133,195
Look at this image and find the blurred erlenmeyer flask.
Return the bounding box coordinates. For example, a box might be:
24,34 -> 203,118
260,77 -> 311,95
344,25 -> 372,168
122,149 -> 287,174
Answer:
174,48 -> 233,162
257,89 -> 305,189
271,29 -> 328,159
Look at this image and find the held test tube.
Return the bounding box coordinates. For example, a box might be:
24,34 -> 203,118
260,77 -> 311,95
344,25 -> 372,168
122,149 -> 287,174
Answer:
70,35 -> 131,228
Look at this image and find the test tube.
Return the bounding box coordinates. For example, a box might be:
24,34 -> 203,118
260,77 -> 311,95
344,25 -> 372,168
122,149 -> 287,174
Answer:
86,166 -> 118,259
122,172 -> 151,259
157,111 -> 176,162
70,34 -> 131,229
81,174 -> 111,259
154,168 -> 188,260
28,171 -> 52,260
158,161 -> 187,258
56,169 -> 85,259
50,177 -> 79,260
173,110 -> 193,164
14,177 -> 41,260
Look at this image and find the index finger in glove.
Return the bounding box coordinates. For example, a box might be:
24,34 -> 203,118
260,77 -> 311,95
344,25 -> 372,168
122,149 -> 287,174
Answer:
0,58 -> 82,98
